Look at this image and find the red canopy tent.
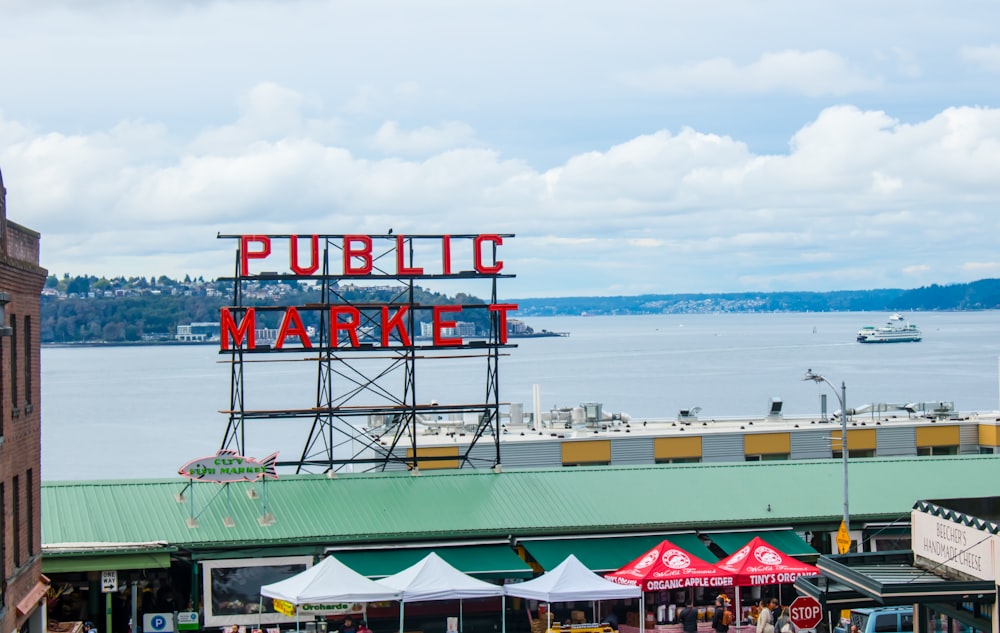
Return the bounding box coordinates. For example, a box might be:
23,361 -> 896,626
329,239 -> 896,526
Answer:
713,537 -> 818,630
604,539 -> 734,592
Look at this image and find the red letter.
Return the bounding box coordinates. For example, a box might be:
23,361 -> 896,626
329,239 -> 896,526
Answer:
343,235 -> 373,274
473,234 -> 504,274
441,234 -> 452,275
395,235 -> 424,275
275,307 -> 313,349
240,235 -> 271,276
330,306 -> 361,347
381,305 -> 411,347
220,307 -> 256,350
489,303 -> 518,344
433,305 -> 463,346
290,235 -> 320,275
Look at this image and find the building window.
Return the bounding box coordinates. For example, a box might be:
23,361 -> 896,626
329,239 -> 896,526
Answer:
746,453 -> 789,461
1,481 -> 6,597
655,456 -> 701,464
834,449 -> 876,459
979,447 -> 995,455
10,313 -> 17,410
917,446 -> 959,456
26,468 -> 34,556
12,473 -> 20,567
24,315 -> 31,406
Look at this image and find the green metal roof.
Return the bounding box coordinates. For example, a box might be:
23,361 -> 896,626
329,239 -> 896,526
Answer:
42,456 -> 1000,554
518,533 -> 718,571
704,529 -> 818,558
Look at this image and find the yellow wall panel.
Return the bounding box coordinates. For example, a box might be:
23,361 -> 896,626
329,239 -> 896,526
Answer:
562,440 -> 611,464
407,446 -> 460,470
979,424 -> 1000,447
916,425 -> 960,447
744,432 -> 791,455
832,428 -> 877,451
654,436 -> 703,460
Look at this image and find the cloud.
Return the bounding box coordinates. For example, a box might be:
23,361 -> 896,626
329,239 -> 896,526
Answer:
961,45 -> 1000,73
619,50 -> 882,96
5,81 -> 1000,296
369,121 -> 479,156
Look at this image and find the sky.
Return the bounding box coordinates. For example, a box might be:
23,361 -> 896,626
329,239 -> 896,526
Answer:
2,0 -> 1000,298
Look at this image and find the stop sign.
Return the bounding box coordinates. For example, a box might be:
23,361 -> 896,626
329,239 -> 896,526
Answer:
789,596 -> 822,630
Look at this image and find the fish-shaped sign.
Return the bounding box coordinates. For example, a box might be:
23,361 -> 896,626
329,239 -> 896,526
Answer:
178,449 -> 279,483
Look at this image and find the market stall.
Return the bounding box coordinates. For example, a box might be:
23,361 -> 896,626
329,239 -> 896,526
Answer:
259,556 -> 401,631
504,555 -> 643,633
379,552 -> 505,633
603,539 -> 734,630
713,537 -> 818,631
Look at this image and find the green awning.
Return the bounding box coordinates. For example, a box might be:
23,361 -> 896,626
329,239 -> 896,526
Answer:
331,544 -> 534,579
520,533 -> 718,572
43,551 -> 173,573
705,530 -> 818,558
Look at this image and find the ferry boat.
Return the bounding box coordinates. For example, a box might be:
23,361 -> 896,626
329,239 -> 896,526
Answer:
856,313 -> 922,343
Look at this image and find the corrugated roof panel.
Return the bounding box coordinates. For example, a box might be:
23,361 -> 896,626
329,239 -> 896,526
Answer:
42,456 -> 1000,551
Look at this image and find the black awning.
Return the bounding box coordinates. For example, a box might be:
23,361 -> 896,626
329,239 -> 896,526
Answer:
812,550 -> 994,604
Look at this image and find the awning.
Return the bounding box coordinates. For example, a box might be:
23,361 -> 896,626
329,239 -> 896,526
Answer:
519,533 -> 718,572
42,551 -> 173,573
815,551 -> 995,605
16,575 -> 50,617
330,544 -> 533,579
705,529 -> 818,558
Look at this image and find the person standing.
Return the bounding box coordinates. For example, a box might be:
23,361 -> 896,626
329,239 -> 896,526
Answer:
679,601 -> 698,633
712,596 -> 731,633
775,607 -> 796,633
756,599 -> 774,633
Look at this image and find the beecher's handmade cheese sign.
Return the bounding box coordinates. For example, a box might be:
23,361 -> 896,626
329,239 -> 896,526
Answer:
220,233 -> 517,351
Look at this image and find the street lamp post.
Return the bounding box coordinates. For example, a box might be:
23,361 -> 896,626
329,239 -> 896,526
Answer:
804,369 -> 850,534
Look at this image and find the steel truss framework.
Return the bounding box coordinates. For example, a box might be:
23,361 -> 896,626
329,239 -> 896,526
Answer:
216,233 -> 515,473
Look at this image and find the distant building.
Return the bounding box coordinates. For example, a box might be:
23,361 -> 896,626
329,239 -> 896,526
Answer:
0,166 -> 48,633
175,321 -> 220,342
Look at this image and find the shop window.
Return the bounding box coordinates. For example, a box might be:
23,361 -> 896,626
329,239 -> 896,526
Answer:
656,456 -> 701,464
980,447 -> 995,455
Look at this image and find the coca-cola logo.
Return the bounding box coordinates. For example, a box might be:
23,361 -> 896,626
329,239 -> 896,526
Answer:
635,549 -> 660,570
662,549 -> 691,569
753,545 -> 783,566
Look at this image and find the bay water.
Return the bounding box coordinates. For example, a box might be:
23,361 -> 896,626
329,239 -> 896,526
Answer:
42,311 -> 1000,480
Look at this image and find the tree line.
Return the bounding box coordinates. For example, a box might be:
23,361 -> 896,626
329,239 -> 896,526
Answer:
40,275 -> 1000,344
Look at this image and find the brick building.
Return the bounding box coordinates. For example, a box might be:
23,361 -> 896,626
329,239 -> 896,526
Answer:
0,165 -> 48,633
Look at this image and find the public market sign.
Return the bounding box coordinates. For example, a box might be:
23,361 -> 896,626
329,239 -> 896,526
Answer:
218,234 -> 517,351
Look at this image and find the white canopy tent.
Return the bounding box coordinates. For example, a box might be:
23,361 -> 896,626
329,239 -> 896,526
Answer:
503,555 -> 643,633
259,555 -> 401,630
380,552 -> 505,633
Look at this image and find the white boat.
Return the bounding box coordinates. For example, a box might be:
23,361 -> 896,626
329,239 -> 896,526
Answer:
857,313 -> 922,343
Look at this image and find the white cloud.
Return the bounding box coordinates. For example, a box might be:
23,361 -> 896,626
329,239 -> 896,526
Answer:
619,50 -> 882,96
961,45 -> 1000,73
369,121 -> 479,156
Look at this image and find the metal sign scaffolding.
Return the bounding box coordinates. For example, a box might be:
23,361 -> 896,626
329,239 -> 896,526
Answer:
215,233 -> 516,474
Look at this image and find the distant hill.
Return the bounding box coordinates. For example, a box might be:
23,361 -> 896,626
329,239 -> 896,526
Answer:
39,274 -> 1000,343
510,279 -> 1000,316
